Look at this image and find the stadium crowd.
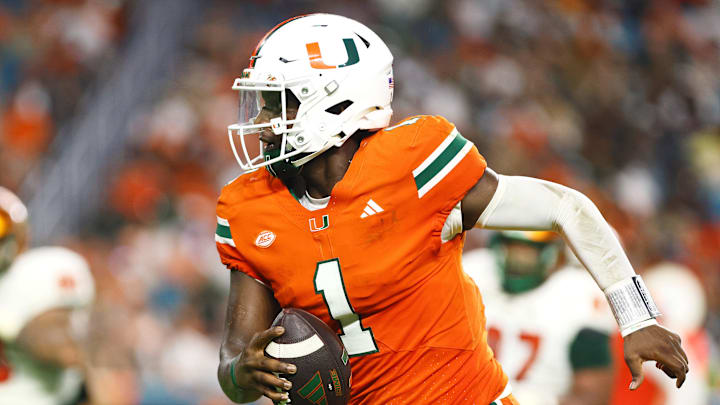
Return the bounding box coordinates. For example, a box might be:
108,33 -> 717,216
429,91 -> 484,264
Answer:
1,0 -> 719,404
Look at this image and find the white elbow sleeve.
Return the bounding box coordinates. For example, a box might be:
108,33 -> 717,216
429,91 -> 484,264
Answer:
477,175 -> 660,335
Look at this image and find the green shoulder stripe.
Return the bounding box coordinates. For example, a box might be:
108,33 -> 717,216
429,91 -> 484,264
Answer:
215,216 -> 235,247
412,128 -> 472,198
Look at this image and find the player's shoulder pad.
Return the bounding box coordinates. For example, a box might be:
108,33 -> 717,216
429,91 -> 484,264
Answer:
216,169 -> 277,251
408,115 -> 456,147
379,115 -> 455,147
376,114 -> 467,164
217,169 -> 273,219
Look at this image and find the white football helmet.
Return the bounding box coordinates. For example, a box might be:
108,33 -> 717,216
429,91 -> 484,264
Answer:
227,14 -> 394,173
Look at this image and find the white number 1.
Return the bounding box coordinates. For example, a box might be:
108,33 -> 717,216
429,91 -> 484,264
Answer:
314,259 -> 378,356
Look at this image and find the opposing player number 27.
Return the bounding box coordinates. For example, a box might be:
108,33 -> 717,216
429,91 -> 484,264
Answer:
487,326 -> 541,381
314,259 -> 378,357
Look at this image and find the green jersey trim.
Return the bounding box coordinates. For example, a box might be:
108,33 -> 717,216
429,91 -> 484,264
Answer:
412,128 -> 472,198
215,216 -> 235,247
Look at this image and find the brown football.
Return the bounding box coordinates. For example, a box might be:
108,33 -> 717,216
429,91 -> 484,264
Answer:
266,308 -> 351,405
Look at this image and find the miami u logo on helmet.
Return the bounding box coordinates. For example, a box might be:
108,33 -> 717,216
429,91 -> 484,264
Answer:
306,38 -> 359,69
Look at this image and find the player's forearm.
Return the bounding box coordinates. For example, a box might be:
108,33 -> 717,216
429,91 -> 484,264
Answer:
218,271 -> 284,402
218,341 -> 262,403
476,175 -> 634,289
476,175 -> 660,335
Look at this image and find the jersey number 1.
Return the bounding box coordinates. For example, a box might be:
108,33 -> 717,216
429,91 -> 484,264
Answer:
314,259 -> 378,357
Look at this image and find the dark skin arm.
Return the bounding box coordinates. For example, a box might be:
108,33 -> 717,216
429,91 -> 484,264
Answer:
218,270 -> 296,403
461,168 -> 689,390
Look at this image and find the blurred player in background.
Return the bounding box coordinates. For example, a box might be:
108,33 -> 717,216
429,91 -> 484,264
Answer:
464,231 -> 615,405
216,13 -> 687,404
0,186 -> 129,405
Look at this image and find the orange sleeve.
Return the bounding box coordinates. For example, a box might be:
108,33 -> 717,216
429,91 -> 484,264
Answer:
215,186 -> 269,285
407,115 -> 487,214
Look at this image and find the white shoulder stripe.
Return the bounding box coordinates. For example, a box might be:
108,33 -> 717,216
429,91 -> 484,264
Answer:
217,216 -> 230,226
412,128 -> 459,178
417,140 -> 473,198
265,335 -> 324,359
215,234 -> 236,247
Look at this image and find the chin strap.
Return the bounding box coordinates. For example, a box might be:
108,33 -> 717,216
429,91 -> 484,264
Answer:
291,144 -> 334,167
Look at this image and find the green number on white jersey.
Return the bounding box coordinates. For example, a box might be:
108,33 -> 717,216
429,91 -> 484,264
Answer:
314,259 -> 378,356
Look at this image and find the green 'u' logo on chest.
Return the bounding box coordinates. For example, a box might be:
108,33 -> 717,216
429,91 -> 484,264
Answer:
309,215 -> 330,232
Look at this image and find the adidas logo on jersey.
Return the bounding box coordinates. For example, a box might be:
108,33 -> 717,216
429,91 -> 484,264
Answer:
360,199 -> 384,218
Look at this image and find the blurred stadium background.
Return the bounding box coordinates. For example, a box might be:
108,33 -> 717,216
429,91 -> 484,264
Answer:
1,0 -> 719,404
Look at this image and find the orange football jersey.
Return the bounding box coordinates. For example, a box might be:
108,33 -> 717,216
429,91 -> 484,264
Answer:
216,115 -> 509,404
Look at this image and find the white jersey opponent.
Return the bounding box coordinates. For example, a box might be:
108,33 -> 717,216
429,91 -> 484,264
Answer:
463,248 -> 615,405
0,247 -> 95,405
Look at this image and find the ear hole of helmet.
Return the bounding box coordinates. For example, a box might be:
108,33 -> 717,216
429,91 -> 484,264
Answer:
325,100 -> 354,115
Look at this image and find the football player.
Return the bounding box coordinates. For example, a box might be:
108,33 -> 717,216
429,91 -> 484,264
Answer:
0,187 -> 96,405
215,14 -> 688,404
464,231 -> 616,405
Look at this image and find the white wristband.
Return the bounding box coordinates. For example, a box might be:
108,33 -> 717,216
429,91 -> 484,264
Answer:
604,275 -> 661,337
621,318 -> 659,337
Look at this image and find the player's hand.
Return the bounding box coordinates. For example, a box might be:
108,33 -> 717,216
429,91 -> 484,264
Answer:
232,326 -> 297,402
623,324 -> 688,390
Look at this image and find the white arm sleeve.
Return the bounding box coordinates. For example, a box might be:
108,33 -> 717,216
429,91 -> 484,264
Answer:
476,174 -> 634,290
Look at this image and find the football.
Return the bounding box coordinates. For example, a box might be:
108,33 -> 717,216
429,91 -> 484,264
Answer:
266,308 -> 352,405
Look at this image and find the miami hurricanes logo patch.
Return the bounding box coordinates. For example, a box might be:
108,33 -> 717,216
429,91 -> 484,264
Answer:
306,38 -> 359,69
309,215 -> 330,232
